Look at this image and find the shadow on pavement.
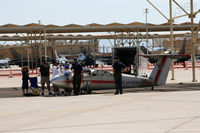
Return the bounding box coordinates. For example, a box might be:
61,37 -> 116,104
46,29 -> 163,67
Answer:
0,83 -> 200,98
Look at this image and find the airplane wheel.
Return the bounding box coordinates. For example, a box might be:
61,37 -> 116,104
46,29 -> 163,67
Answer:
67,90 -> 72,96
87,88 -> 92,94
61,91 -> 65,95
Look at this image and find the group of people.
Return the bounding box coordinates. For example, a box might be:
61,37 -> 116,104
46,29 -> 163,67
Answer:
51,57 -> 83,96
21,57 -> 84,96
21,56 -> 126,96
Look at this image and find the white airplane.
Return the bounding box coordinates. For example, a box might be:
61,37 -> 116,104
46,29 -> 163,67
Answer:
0,58 -> 10,69
51,54 -> 187,95
54,50 -> 68,64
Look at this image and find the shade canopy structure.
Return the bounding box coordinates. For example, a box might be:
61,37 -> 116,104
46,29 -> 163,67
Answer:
0,33 -> 192,41
0,22 -> 199,34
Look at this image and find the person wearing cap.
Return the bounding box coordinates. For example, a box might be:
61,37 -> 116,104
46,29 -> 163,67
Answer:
63,65 -> 72,76
113,57 -> 126,95
71,58 -> 83,95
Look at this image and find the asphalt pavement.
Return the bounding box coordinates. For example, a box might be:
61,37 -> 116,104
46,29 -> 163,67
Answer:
0,84 -> 200,133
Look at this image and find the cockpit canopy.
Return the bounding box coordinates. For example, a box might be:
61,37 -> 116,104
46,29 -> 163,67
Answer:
83,68 -> 113,76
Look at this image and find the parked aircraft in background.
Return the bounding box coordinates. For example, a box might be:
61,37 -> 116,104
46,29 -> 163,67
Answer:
77,53 -> 86,61
141,38 -> 191,65
54,50 -> 94,66
0,58 -> 10,69
8,48 -> 46,69
174,38 -> 191,64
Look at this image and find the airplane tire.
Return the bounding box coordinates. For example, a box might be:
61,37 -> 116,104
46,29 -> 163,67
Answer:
87,88 -> 92,94
67,90 -> 72,96
151,86 -> 154,90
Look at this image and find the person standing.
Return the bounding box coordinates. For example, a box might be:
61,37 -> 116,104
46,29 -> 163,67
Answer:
40,58 -> 52,96
52,60 -> 60,96
21,66 -> 29,96
71,58 -> 83,96
113,57 -> 125,95
52,60 -> 60,78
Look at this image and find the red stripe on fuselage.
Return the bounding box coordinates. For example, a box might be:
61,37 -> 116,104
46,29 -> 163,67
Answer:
63,80 -> 85,83
154,56 -> 167,84
60,80 -> 114,84
141,81 -> 153,85
90,80 -> 115,84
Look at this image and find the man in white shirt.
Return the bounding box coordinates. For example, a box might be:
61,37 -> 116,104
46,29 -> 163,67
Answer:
52,60 -> 61,96
52,61 -> 60,77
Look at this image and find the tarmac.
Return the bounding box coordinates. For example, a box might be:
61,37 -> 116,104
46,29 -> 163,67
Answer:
0,68 -> 200,133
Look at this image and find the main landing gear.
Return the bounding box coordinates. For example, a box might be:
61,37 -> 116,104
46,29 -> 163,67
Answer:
151,86 -> 154,90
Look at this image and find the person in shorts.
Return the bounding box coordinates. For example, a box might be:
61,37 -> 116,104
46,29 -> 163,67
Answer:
40,58 -> 52,96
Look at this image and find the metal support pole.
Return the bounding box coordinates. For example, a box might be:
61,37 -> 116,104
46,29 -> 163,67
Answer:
190,0 -> 196,82
27,33 -> 30,69
170,0 -> 175,80
21,46 -> 23,67
134,41 -> 139,76
145,8 -> 149,54
146,0 -> 169,21
121,38 -> 124,47
44,26 -> 47,61
152,39 -> 154,51
31,33 -> 34,70
114,32 -> 117,47
172,0 -> 189,15
39,21 -> 42,64
27,47 -> 30,69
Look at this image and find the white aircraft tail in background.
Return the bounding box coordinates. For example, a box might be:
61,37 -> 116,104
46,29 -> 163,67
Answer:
54,50 -> 68,64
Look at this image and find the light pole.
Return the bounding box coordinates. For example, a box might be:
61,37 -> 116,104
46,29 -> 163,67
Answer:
190,0 -> 196,82
145,8 -> 149,54
44,26 -> 47,62
169,0 -> 175,80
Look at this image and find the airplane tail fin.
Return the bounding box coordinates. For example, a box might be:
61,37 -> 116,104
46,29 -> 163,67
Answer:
78,53 -> 86,61
178,38 -> 187,54
149,56 -> 171,86
146,54 -> 188,86
54,50 -> 59,59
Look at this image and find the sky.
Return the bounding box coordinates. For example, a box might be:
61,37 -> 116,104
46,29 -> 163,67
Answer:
0,0 -> 200,26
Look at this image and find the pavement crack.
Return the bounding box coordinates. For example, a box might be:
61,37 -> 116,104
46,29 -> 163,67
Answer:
2,116 -> 200,133
165,116 -> 200,133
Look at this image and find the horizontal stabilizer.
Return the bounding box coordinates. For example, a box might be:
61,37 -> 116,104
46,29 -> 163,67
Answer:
142,54 -> 190,59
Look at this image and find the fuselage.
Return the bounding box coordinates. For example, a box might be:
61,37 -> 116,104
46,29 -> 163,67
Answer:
51,69 -> 153,91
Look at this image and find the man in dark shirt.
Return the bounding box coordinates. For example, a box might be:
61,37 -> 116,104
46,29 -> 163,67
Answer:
113,57 -> 126,95
40,58 -> 52,95
71,58 -> 83,95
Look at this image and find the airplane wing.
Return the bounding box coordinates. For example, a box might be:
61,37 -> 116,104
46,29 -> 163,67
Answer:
142,54 -> 190,59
